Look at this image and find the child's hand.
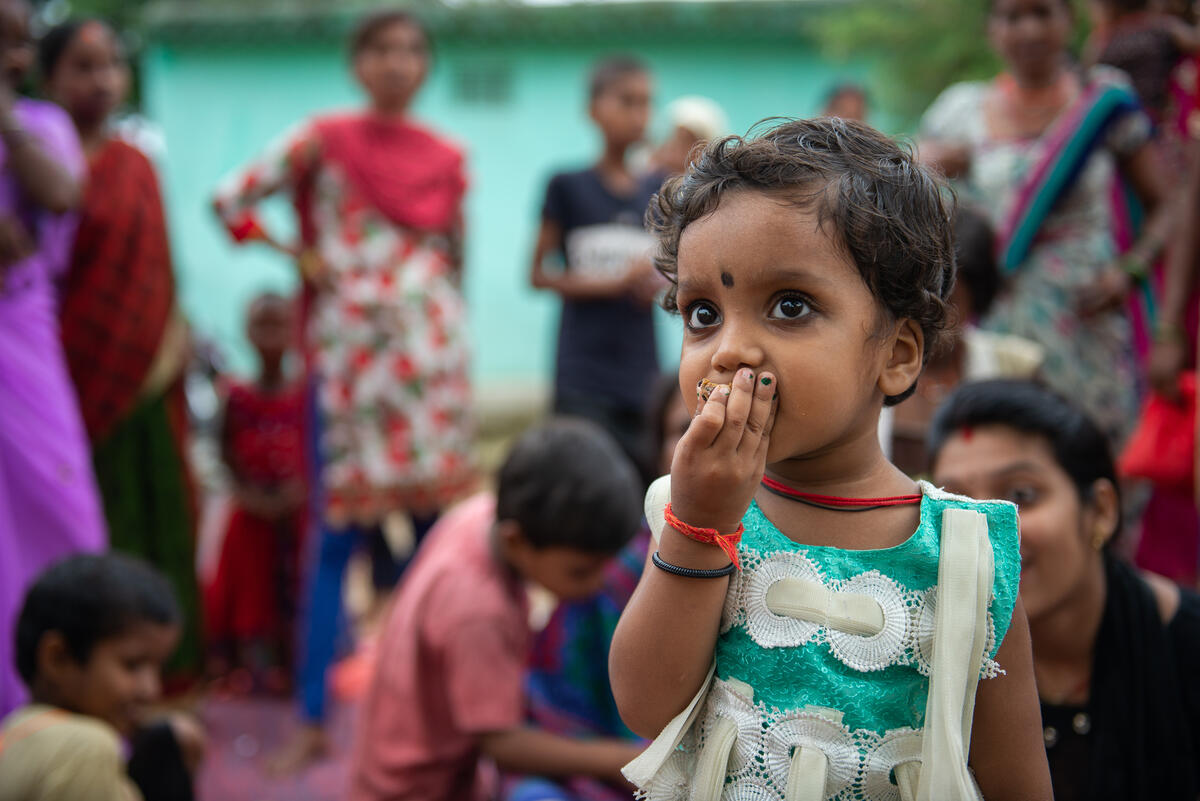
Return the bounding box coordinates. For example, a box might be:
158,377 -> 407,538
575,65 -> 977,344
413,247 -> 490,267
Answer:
669,368 -> 777,535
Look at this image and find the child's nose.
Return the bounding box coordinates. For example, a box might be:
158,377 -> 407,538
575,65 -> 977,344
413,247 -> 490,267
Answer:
711,323 -> 764,374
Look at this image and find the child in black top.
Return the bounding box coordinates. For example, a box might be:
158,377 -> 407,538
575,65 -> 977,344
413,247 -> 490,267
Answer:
530,55 -> 665,473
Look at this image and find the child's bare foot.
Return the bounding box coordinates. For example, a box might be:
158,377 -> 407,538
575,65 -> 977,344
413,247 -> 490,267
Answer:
265,724 -> 328,776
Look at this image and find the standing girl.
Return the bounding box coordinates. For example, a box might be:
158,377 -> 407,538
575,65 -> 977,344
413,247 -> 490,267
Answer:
212,8 -> 474,770
204,293 -> 305,691
0,0 -> 103,717
609,119 -> 1051,800
40,18 -> 201,680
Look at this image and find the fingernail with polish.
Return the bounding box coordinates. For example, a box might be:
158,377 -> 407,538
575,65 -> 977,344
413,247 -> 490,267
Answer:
760,376 -> 772,386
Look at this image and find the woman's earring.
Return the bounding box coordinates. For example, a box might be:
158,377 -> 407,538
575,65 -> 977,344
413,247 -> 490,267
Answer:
1091,525 -> 1110,551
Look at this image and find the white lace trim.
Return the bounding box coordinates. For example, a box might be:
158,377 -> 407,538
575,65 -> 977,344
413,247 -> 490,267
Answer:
634,678 -> 934,801
726,546 -> 1002,678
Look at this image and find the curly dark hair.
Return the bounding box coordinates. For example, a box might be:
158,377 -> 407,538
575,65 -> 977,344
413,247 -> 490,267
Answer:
648,117 -> 956,406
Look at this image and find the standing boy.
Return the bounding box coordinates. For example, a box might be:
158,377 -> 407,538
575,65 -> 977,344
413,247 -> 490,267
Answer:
530,56 -> 664,473
347,420 -> 645,801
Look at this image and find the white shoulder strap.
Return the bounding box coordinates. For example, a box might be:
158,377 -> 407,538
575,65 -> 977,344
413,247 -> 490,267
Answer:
915,508 -> 993,801
644,474 -> 672,545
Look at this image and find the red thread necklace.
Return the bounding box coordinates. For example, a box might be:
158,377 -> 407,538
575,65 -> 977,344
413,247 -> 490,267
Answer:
760,475 -> 923,512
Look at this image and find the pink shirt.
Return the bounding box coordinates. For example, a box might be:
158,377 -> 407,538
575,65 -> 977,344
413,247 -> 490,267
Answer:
348,494 -> 529,801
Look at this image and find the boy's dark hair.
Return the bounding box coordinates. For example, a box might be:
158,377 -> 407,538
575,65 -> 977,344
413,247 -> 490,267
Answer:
927,379 -> 1121,535
589,54 -> 647,102
350,8 -> 428,56
953,204 -> 999,319
15,553 -> 180,686
824,82 -> 868,108
496,418 -> 641,553
649,117 -> 956,405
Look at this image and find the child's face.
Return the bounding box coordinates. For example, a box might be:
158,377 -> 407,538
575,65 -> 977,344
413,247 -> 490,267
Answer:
675,190 -> 904,466
590,71 -> 652,150
500,527 -> 612,602
823,92 -> 868,123
931,426 -> 1113,623
246,297 -> 293,366
46,622 -> 180,737
44,22 -> 127,130
354,21 -> 429,113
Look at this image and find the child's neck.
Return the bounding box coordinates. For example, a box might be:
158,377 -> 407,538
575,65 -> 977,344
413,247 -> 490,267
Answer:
29,682 -> 74,715
258,363 -> 285,392
756,427 -> 921,550
595,143 -> 635,192
765,426 -> 916,497
368,99 -> 410,119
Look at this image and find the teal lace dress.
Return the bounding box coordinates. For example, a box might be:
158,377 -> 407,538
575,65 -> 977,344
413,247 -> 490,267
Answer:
639,482 -> 1021,801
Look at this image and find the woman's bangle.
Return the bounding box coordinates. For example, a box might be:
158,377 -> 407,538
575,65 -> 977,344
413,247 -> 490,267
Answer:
651,551 -> 736,579
663,502 -> 743,569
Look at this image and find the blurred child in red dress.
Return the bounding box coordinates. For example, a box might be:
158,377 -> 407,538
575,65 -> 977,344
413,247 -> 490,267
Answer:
204,292 -> 305,692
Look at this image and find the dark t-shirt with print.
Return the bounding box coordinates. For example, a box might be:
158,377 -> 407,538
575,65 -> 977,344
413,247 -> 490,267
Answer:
541,167 -> 663,410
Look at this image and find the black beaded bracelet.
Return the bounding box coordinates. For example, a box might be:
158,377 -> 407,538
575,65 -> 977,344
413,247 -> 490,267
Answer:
651,550 -> 736,579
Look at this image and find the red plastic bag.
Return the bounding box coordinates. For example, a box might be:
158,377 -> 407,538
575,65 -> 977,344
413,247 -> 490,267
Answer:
1118,372 -> 1196,494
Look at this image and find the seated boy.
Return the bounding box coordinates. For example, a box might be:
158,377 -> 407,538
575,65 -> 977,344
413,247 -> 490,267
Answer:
348,419 -> 646,801
0,553 -> 202,801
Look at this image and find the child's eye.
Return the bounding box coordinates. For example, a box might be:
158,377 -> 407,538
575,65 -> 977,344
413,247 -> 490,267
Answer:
685,302 -> 720,330
768,294 -> 812,321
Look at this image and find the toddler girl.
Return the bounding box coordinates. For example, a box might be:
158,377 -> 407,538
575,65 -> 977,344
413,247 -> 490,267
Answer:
610,118 -> 1051,800
204,292 -> 305,690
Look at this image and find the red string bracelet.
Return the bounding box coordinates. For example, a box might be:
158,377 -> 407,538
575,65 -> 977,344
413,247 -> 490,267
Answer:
663,503 -> 743,570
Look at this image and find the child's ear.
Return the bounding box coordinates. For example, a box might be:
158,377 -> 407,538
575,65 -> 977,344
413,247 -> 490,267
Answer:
878,318 -> 924,399
1083,478 -> 1120,548
36,631 -> 76,684
494,520 -> 529,562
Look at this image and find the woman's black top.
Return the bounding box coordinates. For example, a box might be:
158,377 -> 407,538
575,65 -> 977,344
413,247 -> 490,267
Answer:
1042,555 -> 1200,801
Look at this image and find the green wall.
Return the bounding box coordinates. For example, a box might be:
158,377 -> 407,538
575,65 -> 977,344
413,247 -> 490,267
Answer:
141,36 -> 880,388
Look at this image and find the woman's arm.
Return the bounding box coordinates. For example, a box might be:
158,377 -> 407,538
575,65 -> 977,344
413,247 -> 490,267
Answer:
211,123 -> 318,257
1149,138 -> 1200,396
1076,141 -> 1174,321
968,598 -> 1055,800
610,369 -> 777,737
0,87 -> 80,214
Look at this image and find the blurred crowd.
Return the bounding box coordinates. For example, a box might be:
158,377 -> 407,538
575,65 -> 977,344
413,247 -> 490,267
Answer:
0,0 -> 1199,800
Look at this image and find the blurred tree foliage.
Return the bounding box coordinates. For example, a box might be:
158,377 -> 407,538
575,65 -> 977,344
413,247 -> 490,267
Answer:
815,0 -> 999,129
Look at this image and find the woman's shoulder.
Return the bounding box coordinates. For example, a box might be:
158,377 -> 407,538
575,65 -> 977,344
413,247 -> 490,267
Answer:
920,80 -> 991,141
96,138 -> 157,177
